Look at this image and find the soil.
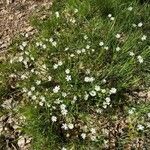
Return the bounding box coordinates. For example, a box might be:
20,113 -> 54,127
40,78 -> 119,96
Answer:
0,0 -> 52,51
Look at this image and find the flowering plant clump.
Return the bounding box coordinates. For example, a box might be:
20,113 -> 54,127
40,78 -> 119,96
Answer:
0,0 -> 150,149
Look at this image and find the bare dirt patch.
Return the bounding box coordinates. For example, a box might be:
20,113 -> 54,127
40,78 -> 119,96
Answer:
0,0 -> 52,51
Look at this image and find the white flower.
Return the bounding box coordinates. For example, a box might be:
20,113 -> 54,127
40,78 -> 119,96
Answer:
85,69 -> 90,74
52,41 -> 57,47
49,38 -> 53,42
40,96 -> 45,102
148,113 -> 150,118
68,123 -> 74,129
64,47 -> 69,51
31,69 -> 35,73
81,133 -> 86,139
31,86 -> 35,91
102,79 -> 106,83
90,77 -> 95,82
53,64 -> 58,69
74,8 -> 78,13
110,17 -> 115,21
22,88 -> 27,93
81,48 -> 86,53
61,147 -> 67,150
129,51 -> 135,56
90,135 -> 97,141
70,54 -> 75,57
132,23 -> 137,27
95,85 -> 100,91
90,90 -> 96,97
147,122 -> 150,128
61,109 -> 68,115
31,95 -> 37,100
27,91 -> 32,96
55,11 -> 59,18
65,69 -> 70,74
22,41 -> 27,47
54,99 -> 62,104
60,104 -> 66,110
99,41 -> 104,46
25,51 -> 29,55
66,75 -> 71,81
91,49 -> 95,52
84,77 -> 95,82
91,128 -> 96,134
105,97 -> 111,103
39,101 -> 44,106
141,35 -> 147,41
84,93 -> 89,100
137,124 -> 144,130
48,76 -> 52,81
42,44 -> 46,49
128,109 -> 134,114
42,64 -> 47,69
51,116 -> 57,122
128,6 -> 133,11
36,80 -> 41,85
84,77 -> 90,82
104,46 -> 109,50
101,89 -> 106,93
138,22 -> 143,27
58,61 -> 63,66
116,47 -> 121,52
72,96 -> 77,103
76,50 -> 81,54
18,137 -> 25,148
137,55 -> 143,63
62,92 -> 67,97
86,45 -> 90,49
108,14 -> 112,18
62,123 -> 68,130
73,96 -> 77,101
70,18 -> 76,23
115,34 -> 121,39
103,103 -> 107,109
84,35 -> 88,40
18,56 -> 23,62
96,108 -> 102,113
30,57 -> 34,61
36,42 -> 40,47
53,86 -> 60,93
110,88 -> 117,94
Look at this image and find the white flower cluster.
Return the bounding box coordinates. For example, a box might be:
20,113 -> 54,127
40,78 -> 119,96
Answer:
137,55 -> 143,63
108,14 -> 115,21
55,11 -> 60,18
65,69 -> 72,81
80,127 -> 97,141
36,41 -> 47,49
103,97 -> 111,109
53,61 -> 63,69
84,76 -> 95,83
49,37 -> 57,47
61,123 -> 74,130
19,41 -> 27,50
60,104 -> 68,115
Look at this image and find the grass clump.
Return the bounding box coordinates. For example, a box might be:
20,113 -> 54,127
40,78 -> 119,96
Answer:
0,0 -> 150,149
